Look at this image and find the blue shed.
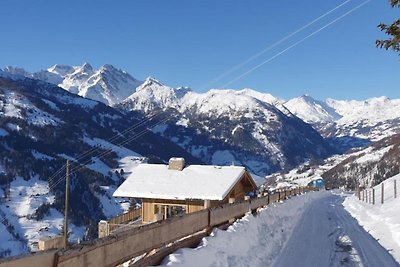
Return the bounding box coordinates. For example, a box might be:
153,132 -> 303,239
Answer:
308,177 -> 325,189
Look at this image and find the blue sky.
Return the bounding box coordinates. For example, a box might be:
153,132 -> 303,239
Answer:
0,0 -> 398,100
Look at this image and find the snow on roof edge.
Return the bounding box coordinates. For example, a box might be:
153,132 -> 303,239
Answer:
113,164 -> 250,201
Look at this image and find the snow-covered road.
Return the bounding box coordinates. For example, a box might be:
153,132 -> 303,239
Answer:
162,191 -> 399,267
273,192 -> 399,267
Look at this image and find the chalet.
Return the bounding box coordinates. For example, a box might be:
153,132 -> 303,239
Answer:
113,158 -> 257,224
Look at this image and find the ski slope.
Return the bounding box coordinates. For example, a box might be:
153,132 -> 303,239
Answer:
161,191 -> 399,267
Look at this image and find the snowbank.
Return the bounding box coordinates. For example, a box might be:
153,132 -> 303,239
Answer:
344,174 -> 400,263
160,191 -> 324,267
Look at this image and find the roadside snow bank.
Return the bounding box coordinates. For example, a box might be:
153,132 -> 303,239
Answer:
344,174 -> 400,263
160,191 -> 324,267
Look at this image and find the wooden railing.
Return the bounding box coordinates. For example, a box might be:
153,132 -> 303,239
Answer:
0,186 -> 315,267
107,208 -> 142,233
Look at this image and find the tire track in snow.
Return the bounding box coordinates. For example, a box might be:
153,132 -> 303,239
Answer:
272,192 -> 398,267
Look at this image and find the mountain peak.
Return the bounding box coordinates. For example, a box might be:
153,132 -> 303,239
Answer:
299,94 -> 315,101
47,64 -> 75,76
2,66 -> 28,76
285,95 -> 341,124
100,64 -> 120,73
142,77 -> 163,87
79,62 -> 94,73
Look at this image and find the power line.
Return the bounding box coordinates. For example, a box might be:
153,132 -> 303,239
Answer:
46,0 -> 371,193
46,110 -> 164,190
221,0 -> 372,88
65,115 -> 173,179
48,115 -> 173,191
199,0 -> 353,90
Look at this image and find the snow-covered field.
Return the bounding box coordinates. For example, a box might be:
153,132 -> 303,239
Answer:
161,191 -> 399,267
344,174 -> 400,263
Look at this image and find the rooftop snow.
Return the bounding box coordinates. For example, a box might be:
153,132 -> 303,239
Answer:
113,164 -> 248,201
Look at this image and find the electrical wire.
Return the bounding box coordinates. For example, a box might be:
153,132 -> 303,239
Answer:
199,0 -> 353,90
221,0 -> 372,88
48,115 -> 173,191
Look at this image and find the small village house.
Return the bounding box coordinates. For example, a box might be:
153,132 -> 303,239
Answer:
113,158 -> 257,224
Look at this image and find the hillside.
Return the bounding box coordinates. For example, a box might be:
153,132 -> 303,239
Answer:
118,81 -> 336,175
0,75 -> 199,257
322,133 -> 400,189
285,95 -> 400,151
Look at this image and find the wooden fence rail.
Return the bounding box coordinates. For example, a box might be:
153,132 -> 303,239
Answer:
107,208 -> 142,233
0,186 -> 315,267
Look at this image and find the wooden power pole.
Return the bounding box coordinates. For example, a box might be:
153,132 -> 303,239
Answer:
64,160 -> 70,249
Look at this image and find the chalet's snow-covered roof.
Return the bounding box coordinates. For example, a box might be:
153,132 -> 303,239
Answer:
113,164 -> 248,201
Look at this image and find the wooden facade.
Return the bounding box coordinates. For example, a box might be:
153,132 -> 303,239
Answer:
141,171 -> 256,223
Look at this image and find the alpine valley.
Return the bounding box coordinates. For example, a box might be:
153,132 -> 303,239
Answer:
1,63 -> 399,258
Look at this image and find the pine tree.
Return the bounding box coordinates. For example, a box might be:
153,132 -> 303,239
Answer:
376,0 -> 400,53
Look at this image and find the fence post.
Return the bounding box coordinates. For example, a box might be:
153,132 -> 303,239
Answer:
361,190 -> 364,201
381,183 -> 384,204
395,180 -> 397,199
98,220 -> 109,238
357,188 -> 360,200
372,188 -> 375,205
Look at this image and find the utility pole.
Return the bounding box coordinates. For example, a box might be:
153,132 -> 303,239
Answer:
64,160 -> 70,249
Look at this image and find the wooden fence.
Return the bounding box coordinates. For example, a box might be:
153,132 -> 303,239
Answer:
0,186 -> 315,267
358,179 -> 397,205
107,208 -> 142,233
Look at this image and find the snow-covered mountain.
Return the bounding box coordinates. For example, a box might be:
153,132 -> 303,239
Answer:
2,63 -> 142,106
0,75 -> 199,257
285,95 -> 400,148
285,95 -> 341,124
322,133 -> 400,189
118,81 -> 335,175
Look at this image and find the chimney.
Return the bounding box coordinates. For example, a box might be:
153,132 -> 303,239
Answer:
168,158 -> 185,171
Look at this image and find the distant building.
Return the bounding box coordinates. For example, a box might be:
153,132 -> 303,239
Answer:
113,158 -> 257,224
308,176 -> 325,189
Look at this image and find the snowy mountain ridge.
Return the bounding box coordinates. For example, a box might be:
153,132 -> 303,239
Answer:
3,63 -> 399,141
285,95 -> 400,142
119,80 -> 335,175
3,63 -> 400,155
1,63 -> 142,106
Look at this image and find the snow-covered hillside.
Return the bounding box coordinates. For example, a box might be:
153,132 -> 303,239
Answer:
4,63 -> 400,147
119,81 -> 335,175
285,95 -> 400,142
285,95 -> 341,124
344,174 -> 400,262
0,75 -> 201,258
322,133 -> 400,189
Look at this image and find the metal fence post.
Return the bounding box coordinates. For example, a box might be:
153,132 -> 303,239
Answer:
372,188 -> 375,205
381,183 -> 384,204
